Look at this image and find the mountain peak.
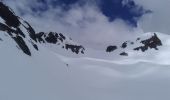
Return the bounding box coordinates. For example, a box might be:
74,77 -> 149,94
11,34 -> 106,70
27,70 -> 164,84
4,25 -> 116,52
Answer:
0,2 -> 167,58
0,2 -> 85,56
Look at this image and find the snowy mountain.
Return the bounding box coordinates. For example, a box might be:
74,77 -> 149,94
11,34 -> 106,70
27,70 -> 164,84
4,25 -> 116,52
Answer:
0,2 -> 85,56
1,2 -> 170,100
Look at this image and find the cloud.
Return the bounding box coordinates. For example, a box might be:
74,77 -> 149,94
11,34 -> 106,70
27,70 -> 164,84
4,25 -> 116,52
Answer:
135,0 -> 170,34
3,0 -> 146,49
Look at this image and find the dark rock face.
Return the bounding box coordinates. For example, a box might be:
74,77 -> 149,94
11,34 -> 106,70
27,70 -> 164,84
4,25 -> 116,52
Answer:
130,42 -> 134,45
0,22 -> 15,33
121,42 -> 127,48
36,32 -> 45,43
37,32 -> 67,44
134,33 -> 162,52
36,32 -> 85,54
106,33 -> 162,56
12,36 -> 31,56
106,46 -> 117,52
120,52 -> 128,56
0,2 -> 37,56
0,2 -> 20,28
0,22 -> 32,56
45,32 -> 58,44
65,44 -> 85,54
23,21 -> 37,42
136,38 -> 140,41
0,2 -> 86,55
59,33 -> 66,42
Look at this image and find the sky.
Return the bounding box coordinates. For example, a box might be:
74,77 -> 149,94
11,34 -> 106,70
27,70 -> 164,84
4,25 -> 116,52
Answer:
3,0 -> 170,49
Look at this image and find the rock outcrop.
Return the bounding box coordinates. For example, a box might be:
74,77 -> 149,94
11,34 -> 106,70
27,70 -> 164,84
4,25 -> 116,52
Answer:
134,33 -> 162,52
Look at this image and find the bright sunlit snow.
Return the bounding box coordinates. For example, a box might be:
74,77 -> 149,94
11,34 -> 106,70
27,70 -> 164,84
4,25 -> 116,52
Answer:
1,1 -> 170,100
1,31 -> 170,100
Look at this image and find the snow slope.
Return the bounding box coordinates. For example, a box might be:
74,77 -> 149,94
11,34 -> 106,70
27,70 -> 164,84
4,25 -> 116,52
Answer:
1,1 -> 170,100
1,31 -> 170,100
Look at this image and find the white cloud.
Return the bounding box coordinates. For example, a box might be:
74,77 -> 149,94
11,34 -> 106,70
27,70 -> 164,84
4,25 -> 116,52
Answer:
136,0 -> 170,34
4,0 -> 144,49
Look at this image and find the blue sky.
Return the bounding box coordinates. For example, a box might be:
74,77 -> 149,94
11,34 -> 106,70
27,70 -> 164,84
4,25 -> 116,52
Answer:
4,0 -> 170,48
29,0 -> 150,27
